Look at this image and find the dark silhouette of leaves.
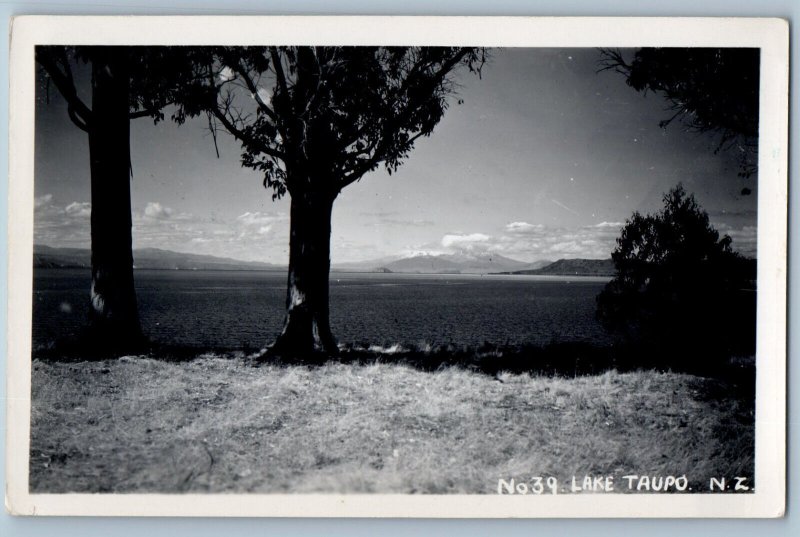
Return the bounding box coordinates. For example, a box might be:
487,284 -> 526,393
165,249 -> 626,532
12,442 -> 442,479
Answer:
599,48 -> 759,179
597,185 -> 756,365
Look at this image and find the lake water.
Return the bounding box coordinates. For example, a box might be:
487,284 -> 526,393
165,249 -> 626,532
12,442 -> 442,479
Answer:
32,269 -> 612,350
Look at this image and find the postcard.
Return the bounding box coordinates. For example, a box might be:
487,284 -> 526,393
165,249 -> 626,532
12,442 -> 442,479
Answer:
5,15 -> 788,517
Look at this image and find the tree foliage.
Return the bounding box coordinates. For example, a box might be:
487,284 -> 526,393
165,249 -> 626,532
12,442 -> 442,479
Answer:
37,46 -> 198,131
175,46 -> 486,198
597,185 -> 756,364
599,48 -> 760,178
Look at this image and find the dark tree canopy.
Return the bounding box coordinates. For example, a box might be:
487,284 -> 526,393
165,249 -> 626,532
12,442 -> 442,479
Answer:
600,48 -> 760,178
597,185 -> 756,365
176,46 -> 485,198
37,46 -> 197,131
173,46 -> 485,358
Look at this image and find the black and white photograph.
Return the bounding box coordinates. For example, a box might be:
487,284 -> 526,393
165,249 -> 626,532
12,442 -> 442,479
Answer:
5,16 -> 787,517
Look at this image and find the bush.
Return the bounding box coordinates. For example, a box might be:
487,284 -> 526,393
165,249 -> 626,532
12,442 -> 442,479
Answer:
597,184 -> 756,367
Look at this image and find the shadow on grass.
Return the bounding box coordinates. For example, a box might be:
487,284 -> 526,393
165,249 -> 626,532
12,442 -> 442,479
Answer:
33,337 -> 755,402
334,341 -> 754,400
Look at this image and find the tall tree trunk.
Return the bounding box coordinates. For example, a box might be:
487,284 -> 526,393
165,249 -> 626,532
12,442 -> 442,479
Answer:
269,187 -> 339,360
86,48 -> 143,352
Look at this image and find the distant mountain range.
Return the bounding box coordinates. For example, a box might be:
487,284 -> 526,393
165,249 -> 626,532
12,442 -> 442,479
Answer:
501,258 -> 615,277
339,252 -> 613,276
34,245 -> 613,277
373,252 -> 552,275
34,246 -> 92,269
34,245 -> 282,271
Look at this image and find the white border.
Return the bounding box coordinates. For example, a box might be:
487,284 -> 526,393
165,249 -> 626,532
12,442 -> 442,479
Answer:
5,15 -> 788,518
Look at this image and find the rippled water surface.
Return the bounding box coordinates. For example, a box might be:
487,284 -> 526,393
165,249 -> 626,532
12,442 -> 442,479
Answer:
33,269 -> 612,349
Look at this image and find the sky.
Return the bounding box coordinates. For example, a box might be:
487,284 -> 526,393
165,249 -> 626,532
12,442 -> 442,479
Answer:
33,48 -> 758,264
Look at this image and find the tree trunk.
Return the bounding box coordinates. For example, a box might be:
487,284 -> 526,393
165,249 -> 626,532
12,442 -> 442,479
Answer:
269,188 -> 339,360
86,48 -> 144,352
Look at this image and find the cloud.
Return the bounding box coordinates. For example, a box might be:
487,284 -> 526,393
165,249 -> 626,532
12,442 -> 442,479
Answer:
255,87 -> 272,106
132,210 -> 288,262
715,223 -> 757,258
424,221 -> 625,262
218,66 -> 234,82
34,194 -> 53,210
34,201 -> 92,247
475,220 -> 627,260
441,233 -> 491,249
237,211 -> 286,227
64,201 -> 91,218
359,210 -> 434,227
505,221 -> 543,233
144,202 -> 173,219
33,199 -> 292,263
547,241 -> 576,253
231,212 -> 290,241
133,207 -> 290,260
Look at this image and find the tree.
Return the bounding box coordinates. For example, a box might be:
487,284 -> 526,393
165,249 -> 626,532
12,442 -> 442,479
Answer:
176,46 -> 485,359
599,48 -> 760,179
36,46 -> 194,353
596,185 -> 756,365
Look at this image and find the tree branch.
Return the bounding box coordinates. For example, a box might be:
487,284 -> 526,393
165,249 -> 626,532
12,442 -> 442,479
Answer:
298,47 -> 326,119
36,48 -> 93,129
596,48 -> 631,75
337,48 -> 474,187
269,47 -> 290,108
199,59 -> 286,162
219,51 -> 280,124
207,112 -> 220,158
128,101 -> 174,120
66,103 -> 89,132
211,105 -> 286,161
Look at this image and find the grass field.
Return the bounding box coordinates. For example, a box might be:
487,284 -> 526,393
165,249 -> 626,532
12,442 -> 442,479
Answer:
29,354 -> 754,494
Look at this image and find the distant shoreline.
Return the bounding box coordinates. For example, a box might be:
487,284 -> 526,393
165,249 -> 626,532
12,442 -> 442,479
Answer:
492,270 -> 616,277
33,244 -> 619,278
34,266 -> 613,281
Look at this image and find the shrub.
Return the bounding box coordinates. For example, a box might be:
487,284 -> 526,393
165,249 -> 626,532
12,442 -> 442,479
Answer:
596,184 -> 756,367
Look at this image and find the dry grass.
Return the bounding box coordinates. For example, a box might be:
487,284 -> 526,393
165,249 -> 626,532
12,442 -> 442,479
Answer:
29,355 -> 754,494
